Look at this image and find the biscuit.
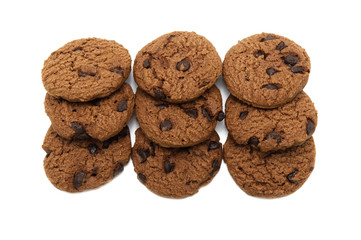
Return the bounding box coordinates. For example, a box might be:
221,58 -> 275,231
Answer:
132,128 -> 222,198
225,91 -> 317,152
135,86 -> 223,148
42,38 -> 131,102
223,33 -> 311,108
133,31 -> 222,103
223,135 -> 315,198
42,126 -> 131,192
45,83 -> 134,141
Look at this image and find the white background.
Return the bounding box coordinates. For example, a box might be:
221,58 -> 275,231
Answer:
1,0 -> 360,239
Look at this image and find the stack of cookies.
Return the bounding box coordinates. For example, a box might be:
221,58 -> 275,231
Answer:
41,38 -> 134,192
131,31 -> 224,198
222,33 -> 318,198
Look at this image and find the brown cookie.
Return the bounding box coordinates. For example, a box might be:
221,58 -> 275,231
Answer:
133,31 -> 222,103
42,38 -> 131,102
225,91 -> 317,152
43,126 -> 131,193
135,86 -> 223,148
45,83 -> 134,141
223,135 -> 315,198
223,33 -> 311,108
132,128 -> 222,198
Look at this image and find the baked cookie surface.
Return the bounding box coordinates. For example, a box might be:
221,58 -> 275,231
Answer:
223,136 -> 315,198
223,33 -> 310,108
225,91 -> 317,152
134,31 -> 222,103
132,128 -> 222,198
43,126 -> 131,193
45,83 -> 134,141
42,38 -> 131,102
135,86 -> 223,148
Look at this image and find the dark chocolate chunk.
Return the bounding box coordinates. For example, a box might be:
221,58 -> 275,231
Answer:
138,173 -> 146,184
266,68 -> 278,76
208,141 -> 220,151
184,108 -> 198,119
262,84 -> 280,90
160,119 -> 172,131
113,163 -> 124,177
176,59 -> 190,72
164,160 -> 175,174
275,41 -> 287,50
283,55 -> 299,66
117,100 -> 127,112
150,142 -> 155,156
143,59 -> 150,68
45,151 -> 51,158
73,172 -> 87,189
201,106 -> 214,122
155,103 -> 169,110
153,88 -> 166,100
265,132 -> 282,144
260,35 -> 276,42
239,111 -> 248,120
210,160 -> 220,176
110,67 -> 124,76
254,50 -> 267,59
137,149 -> 150,163
216,111 -> 225,121
87,143 -> 98,155
71,122 -> 90,140
287,170 -> 299,183
306,118 -> 315,135
167,35 -> 176,41
291,66 -> 304,74
248,137 -> 259,146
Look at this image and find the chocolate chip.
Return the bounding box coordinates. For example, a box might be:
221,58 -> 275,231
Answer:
208,141 -> 220,151
138,173 -> 146,184
310,166 -> 314,171
283,55 -> 299,66
150,142 -> 155,156
287,170 -> 299,183
262,84 -> 280,90
201,106 -> 214,122
306,118 -> 315,135
239,111 -> 248,120
153,88 -> 166,100
167,35 -> 176,41
137,149 -> 150,163
45,151 -> 51,158
160,119 -> 172,131
291,66 -> 304,74
210,160 -> 220,176
117,100 -> 127,112
143,59 -> 150,68
216,111 -> 225,121
73,172 -> 87,189
71,122 -> 90,140
102,134 -> 119,149
90,167 -> 98,177
176,59 -> 190,72
90,99 -> 101,106
266,68 -> 278,76
265,132 -> 281,144
186,180 -> 197,185
275,41 -> 287,50
184,108 -> 198,119
260,35 -> 276,42
248,137 -> 259,146
110,67 -> 124,76
155,103 -> 169,110
164,160 -> 175,174
87,143 -> 98,155
254,50 -> 267,59
113,163 -> 124,177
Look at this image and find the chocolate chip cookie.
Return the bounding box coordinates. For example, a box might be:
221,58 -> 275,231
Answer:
225,91 -> 317,152
223,33 -> 311,108
45,83 -> 134,141
133,31 -> 222,103
43,126 -> 131,193
132,128 -> 222,198
135,86 -> 223,148
42,38 -> 131,102
223,135 -> 315,198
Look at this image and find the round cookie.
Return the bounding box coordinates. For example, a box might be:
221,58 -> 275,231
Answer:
133,31 -> 222,103
225,91 -> 317,152
132,128 -> 222,198
45,83 -> 134,141
135,86 -> 223,148
223,33 -> 311,108
223,136 -> 315,198
42,126 -> 131,193
42,38 -> 131,102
